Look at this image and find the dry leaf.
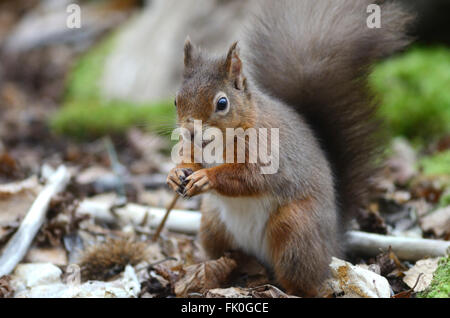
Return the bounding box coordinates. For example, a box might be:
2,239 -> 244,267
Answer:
403,258 -> 440,292
140,271 -> 171,298
375,247 -> 408,276
206,287 -> 251,298
385,138 -> 417,185
0,275 -> 14,298
420,207 -> 450,238
226,252 -> 271,288
153,259 -> 184,286
251,285 -> 298,298
174,257 -> 237,297
76,166 -> 111,184
0,176 -> 41,224
24,247 -> 68,266
0,152 -> 23,181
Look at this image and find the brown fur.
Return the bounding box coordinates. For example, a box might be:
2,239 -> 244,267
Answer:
266,197 -> 340,297
169,0 -> 413,296
198,198 -> 235,259
246,0 -> 414,222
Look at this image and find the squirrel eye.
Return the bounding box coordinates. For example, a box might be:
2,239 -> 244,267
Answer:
216,97 -> 228,112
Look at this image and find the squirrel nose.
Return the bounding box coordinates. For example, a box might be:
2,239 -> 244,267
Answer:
180,124 -> 195,141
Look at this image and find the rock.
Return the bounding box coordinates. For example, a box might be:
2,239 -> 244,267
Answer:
321,257 -> 391,298
15,283 -> 68,298
11,263 -> 140,298
12,263 -> 62,289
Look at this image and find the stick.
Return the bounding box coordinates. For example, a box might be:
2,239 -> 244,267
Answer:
152,194 -> 179,241
77,199 -> 200,234
104,136 -> 127,206
346,231 -> 450,261
0,165 -> 71,276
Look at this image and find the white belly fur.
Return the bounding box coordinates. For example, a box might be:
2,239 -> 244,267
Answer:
205,192 -> 278,264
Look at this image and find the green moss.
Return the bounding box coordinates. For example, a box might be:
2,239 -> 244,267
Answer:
50,100 -> 175,140
370,47 -> 450,141
64,32 -> 117,102
51,32 -> 176,140
419,150 -> 450,176
418,256 -> 450,298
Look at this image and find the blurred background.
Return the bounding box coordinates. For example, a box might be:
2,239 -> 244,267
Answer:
0,0 -> 449,296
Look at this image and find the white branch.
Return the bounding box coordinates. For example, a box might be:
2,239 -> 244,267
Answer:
0,166 -> 71,276
346,231 -> 450,261
77,200 -> 200,234
77,199 -> 450,261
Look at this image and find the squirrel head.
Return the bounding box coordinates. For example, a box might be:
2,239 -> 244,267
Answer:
175,38 -> 254,134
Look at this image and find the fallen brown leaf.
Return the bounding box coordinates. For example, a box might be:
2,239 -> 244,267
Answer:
0,152 -> 23,181
0,275 -> 13,298
24,246 -> 68,266
251,285 -> 298,298
420,207 -> 450,238
174,257 -> 237,297
403,258 -> 440,292
226,252 -> 271,288
153,259 -> 184,286
0,176 -> 41,224
206,287 -> 251,298
375,246 -> 408,277
392,273 -> 423,298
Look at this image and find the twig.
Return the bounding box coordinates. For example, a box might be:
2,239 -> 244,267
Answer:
77,199 -> 201,234
152,194 -> 179,241
0,165 -> 71,276
346,231 -> 450,261
104,136 -> 127,207
392,273 -> 423,298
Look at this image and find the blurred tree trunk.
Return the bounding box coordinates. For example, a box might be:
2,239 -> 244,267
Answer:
100,0 -> 255,103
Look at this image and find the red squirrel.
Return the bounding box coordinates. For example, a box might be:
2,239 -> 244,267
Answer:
166,0 -> 412,297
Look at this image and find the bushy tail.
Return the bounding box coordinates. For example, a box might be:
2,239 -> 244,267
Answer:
245,0 -> 413,221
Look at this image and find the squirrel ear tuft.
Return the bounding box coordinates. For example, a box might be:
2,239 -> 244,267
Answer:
184,36 -> 195,67
225,42 -> 245,90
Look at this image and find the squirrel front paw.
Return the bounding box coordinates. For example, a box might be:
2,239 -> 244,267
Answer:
166,167 -> 193,195
184,169 -> 211,197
